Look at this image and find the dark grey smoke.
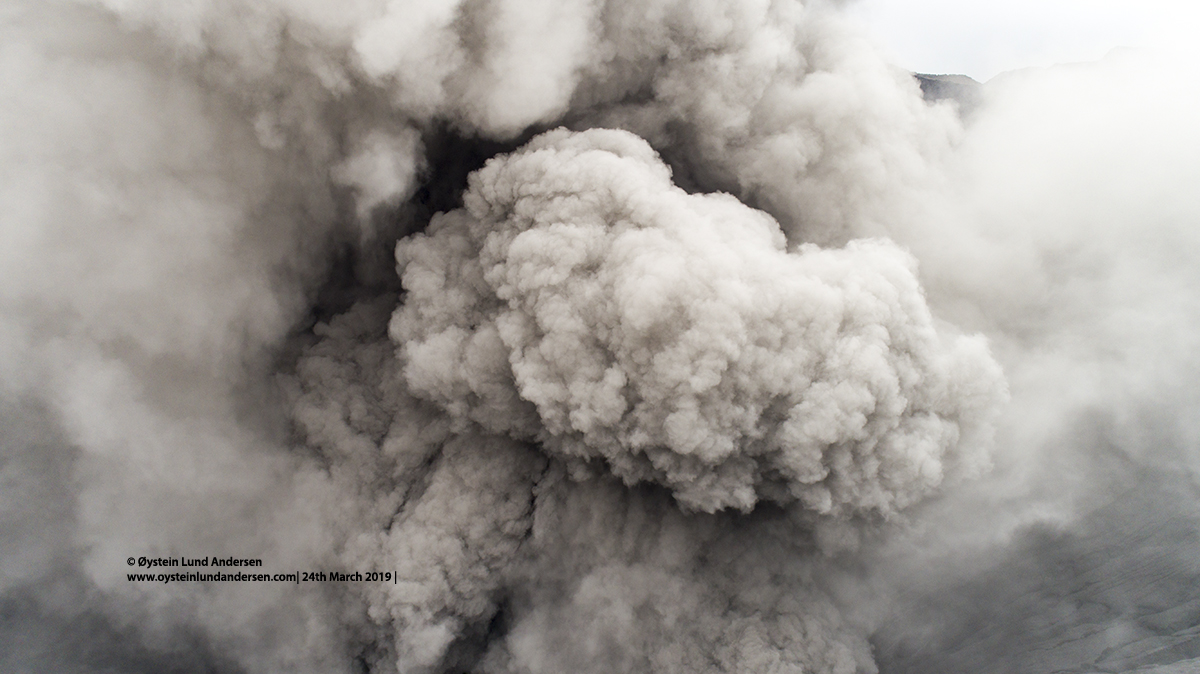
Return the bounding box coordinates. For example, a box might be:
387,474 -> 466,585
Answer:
2,1 -> 1198,673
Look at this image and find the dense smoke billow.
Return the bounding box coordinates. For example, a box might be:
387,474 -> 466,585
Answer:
2,1 -> 1198,673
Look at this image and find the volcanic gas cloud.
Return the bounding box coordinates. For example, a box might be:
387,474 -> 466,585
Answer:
2,2 -> 1199,673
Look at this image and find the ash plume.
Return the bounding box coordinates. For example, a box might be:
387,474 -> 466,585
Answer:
2,1 -> 1198,674
393,127 -> 1001,514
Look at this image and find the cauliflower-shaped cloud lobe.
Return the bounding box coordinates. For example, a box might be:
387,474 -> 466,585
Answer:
392,128 -> 1005,514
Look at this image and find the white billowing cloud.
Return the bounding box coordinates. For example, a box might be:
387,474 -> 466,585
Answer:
832,44 -> 1200,668
80,0 -> 961,248
393,127 -> 1005,514
574,0 -> 962,246
0,3 -> 365,669
949,48 -> 1200,477
89,0 -> 601,138
333,127 -> 425,224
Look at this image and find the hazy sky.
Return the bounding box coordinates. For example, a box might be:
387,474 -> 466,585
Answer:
846,0 -> 1199,81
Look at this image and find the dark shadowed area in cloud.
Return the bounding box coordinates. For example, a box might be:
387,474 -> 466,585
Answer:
2,1 -> 1198,673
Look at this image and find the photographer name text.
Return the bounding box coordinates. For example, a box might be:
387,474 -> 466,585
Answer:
133,556 -> 264,568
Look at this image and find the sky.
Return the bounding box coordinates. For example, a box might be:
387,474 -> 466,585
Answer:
846,0 -> 1200,81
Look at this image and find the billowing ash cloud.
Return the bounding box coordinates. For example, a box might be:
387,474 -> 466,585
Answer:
3,1 -> 1199,673
393,127 -> 1002,514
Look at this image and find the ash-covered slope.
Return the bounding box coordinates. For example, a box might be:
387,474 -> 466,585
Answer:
915,74 -> 983,116
876,466 -> 1200,674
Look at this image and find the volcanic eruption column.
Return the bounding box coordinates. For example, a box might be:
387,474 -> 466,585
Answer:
6,0 -> 1197,672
